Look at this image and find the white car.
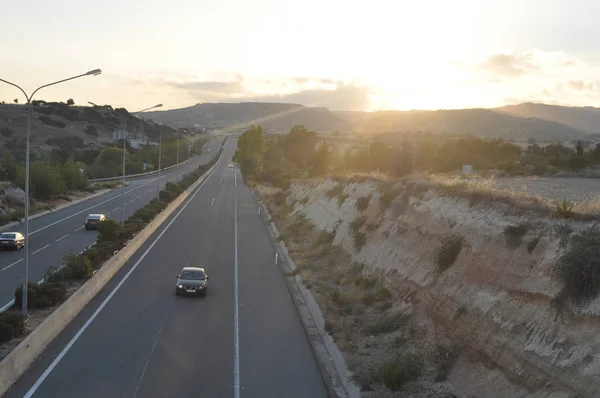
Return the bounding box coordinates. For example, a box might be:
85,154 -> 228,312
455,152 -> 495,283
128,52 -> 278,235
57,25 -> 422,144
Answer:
228,164 -> 234,168
0,232 -> 25,250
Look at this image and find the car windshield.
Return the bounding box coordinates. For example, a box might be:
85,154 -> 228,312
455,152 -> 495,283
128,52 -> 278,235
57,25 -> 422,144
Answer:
180,270 -> 205,280
0,233 -> 16,239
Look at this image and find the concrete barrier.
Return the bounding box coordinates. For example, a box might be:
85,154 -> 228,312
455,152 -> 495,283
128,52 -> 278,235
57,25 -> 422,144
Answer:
0,149 -> 225,396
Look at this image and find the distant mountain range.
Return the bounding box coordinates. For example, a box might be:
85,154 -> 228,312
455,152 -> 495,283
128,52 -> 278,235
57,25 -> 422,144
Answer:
145,102 -> 599,142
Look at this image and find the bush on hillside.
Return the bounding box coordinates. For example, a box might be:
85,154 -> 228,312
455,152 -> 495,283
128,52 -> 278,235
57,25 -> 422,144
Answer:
39,115 -> 67,128
0,310 -> 25,342
436,236 -> 464,271
85,124 -> 98,136
555,233 -> 600,305
1,127 -> 13,137
381,353 -> 424,391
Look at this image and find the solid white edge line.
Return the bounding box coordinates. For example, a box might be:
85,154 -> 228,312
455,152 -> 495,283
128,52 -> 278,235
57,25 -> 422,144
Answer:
234,176 -> 240,398
2,258 -> 23,271
23,147 -> 225,398
32,244 -> 50,255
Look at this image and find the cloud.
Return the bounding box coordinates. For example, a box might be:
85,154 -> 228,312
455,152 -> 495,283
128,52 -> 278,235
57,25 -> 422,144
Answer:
291,76 -> 335,85
163,77 -> 370,111
566,80 -> 596,92
479,53 -> 535,77
170,81 -> 245,94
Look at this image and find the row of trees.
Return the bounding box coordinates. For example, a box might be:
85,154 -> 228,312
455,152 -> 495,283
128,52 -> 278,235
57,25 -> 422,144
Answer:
0,135 -> 208,200
234,125 -> 600,188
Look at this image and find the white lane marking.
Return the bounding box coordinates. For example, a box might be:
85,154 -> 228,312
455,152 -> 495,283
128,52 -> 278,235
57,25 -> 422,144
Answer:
211,198 -> 215,207
23,147 -> 225,398
2,258 -> 23,271
133,297 -> 175,397
28,180 -> 154,236
234,169 -> 237,187
32,244 -> 49,255
74,226 -> 84,232
112,207 -> 119,212
55,234 -> 69,242
234,180 -> 240,398
136,195 -> 142,199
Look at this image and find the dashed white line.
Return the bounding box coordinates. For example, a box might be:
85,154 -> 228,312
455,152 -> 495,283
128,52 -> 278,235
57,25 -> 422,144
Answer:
112,207 -> 119,212
2,258 -> 22,271
32,244 -> 49,255
211,198 -> 215,206
75,226 -> 84,232
22,148 -> 226,398
55,233 -> 70,242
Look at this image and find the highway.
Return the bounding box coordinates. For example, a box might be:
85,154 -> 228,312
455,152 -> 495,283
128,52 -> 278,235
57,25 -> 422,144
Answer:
0,138 -> 224,310
4,138 -> 328,398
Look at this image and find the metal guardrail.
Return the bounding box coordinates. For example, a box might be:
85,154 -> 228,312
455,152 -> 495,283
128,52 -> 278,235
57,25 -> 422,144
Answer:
88,154 -> 197,182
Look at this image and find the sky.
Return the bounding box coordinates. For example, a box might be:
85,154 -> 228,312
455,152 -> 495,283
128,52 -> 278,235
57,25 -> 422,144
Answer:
2,0 -> 600,112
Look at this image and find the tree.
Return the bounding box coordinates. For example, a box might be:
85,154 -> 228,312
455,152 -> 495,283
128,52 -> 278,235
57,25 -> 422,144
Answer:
17,161 -> 66,200
13,99 -> 18,104
60,160 -> 88,191
576,140 -> 584,157
280,125 -> 317,170
66,98 -> 75,106
310,140 -> 332,177
95,147 -> 127,177
233,125 -> 266,178
0,152 -> 19,183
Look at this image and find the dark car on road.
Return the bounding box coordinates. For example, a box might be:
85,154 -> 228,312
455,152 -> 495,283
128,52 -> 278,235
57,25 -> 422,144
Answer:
85,214 -> 106,230
0,232 -> 25,250
176,267 -> 209,296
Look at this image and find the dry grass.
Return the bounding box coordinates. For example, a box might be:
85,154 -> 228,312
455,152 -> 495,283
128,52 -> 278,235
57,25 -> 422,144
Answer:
260,185 -> 427,394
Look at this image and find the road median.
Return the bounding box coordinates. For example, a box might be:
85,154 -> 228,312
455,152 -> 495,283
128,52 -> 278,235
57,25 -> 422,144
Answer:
0,142 -> 226,396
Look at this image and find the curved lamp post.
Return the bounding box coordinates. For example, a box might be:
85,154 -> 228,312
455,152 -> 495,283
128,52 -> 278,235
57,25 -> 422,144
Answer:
0,69 -> 102,314
88,102 -> 162,228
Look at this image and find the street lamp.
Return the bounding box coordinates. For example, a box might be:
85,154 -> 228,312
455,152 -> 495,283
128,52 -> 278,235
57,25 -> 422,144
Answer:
0,69 -> 102,315
88,102 -> 162,229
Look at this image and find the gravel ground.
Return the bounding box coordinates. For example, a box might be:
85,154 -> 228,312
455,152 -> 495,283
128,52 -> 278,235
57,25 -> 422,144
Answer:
492,177 -> 600,202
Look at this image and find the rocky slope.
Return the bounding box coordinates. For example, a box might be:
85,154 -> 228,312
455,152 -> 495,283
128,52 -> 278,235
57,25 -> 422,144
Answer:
259,175 -> 600,397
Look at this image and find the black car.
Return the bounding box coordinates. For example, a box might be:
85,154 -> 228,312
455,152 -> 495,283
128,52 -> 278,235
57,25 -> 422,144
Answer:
176,267 -> 209,296
0,232 -> 25,250
85,214 -> 106,230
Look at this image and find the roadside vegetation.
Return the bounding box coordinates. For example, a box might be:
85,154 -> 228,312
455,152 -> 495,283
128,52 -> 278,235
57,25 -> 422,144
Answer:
0,144 -> 224,346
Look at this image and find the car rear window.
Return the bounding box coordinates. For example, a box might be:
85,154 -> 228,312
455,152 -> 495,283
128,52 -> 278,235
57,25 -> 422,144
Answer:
1,233 -> 16,239
180,270 -> 205,280
87,215 -> 101,220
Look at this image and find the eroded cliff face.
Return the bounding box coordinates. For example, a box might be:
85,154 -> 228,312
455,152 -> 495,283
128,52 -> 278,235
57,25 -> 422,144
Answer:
263,176 -> 600,397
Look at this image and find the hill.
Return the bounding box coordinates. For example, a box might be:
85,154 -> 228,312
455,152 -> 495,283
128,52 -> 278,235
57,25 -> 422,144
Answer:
333,108 -> 588,141
145,102 -> 352,133
0,102 -> 176,152
495,102 -> 600,135
147,102 -> 588,142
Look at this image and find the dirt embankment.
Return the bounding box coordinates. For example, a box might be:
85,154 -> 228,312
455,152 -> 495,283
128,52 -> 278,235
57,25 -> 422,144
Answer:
258,175 -> 600,398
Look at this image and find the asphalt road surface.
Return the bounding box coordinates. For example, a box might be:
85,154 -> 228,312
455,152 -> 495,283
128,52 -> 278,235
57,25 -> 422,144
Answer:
0,138 -> 224,309
4,139 -> 328,398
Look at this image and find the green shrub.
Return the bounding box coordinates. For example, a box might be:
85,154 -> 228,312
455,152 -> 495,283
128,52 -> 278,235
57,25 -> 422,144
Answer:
379,187 -> 398,209
0,322 -> 15,343
436,236 -> 463,271
337,193 -> 349,206
504,224 -> 528,238
353,231 -> 367,250
381,353 -> 424,391
363,313 -> 408,335
350,214 -> 367,233
356,195 -> 371,212
14,281 -> 67,310
63,252 -> 93,279
555,233 -> 600,305
39,115 -> 67,128
316,230 -> 334,245
85,125 -> 98,136
557,199 -> 575,218
527,236 -> 541,253
0,311 -> 25,336
327,184 -> 344,199
97,219 -> 121,242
